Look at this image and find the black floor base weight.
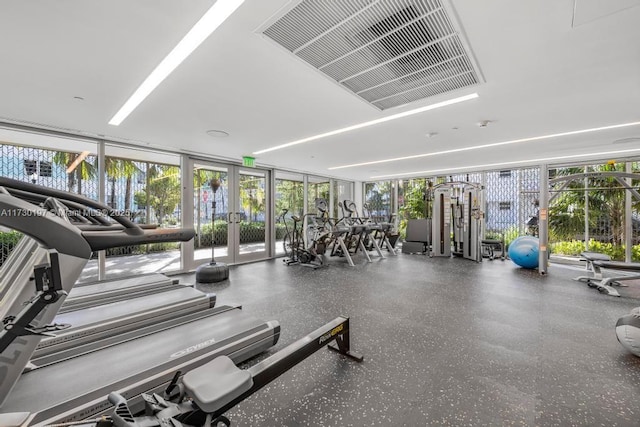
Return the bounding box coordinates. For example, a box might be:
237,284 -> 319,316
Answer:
195,261 -> 229,283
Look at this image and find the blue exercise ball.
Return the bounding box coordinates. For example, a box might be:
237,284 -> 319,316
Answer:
508,236 -> 539,269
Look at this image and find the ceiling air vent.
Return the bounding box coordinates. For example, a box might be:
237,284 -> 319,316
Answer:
262,0 -> 481,110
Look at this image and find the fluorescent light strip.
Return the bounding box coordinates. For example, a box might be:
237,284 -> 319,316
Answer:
370,147 -> 640,179
109,0 -> 245,126
330,121 -> 640,170
252,93 -> 479,155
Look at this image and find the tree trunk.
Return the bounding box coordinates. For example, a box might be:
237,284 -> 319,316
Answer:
67,172 -> 75,192
124,176 -> 132,211
110,177 -> 117,207
76,167 -> 82,195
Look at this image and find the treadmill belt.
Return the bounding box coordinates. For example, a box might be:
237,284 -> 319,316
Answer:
69,273 -> 172,295
56,286 -> 207,329
61,273 -> 178,313
1,307 -> 279,425
33,287 -> 215,361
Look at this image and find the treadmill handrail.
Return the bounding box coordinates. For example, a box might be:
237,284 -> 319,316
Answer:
0,177 -> 143,235
81,227 -> 195,251
0,193 -> 91,259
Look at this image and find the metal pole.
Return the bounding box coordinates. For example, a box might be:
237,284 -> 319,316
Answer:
393,179 -> 399,230
625,162 -> 632,262
481,171 -> 487,239
197,173 -> 201,248
180,155 -> 194,272
303,175 -> 309,217
538,164 -> 549,275
210,177 -> 222,264
329,179 -> 335,219
584,165 -> 589,251
97,140 -> 106,280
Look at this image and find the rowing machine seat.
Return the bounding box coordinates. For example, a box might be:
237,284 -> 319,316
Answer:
183,356 -> 253,413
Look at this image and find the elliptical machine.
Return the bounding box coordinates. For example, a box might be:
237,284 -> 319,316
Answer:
280,202 -> 328,269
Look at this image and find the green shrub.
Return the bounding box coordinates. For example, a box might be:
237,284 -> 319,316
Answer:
0,231 -> 23,266
194,221 -> 273,248
275,223 -> 287,240
104,242 -> 180,257
0,230 -> 22,246
550,240 -> 585,256
551,239 -> 640,261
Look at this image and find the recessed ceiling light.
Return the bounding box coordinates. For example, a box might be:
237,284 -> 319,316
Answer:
252,93 -> 479,155
370,147 -> 640,179
108,0 -> 245,126
206,130 -> 229,138
329,121 -> 640,170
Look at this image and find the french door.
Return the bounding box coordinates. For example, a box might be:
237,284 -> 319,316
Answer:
190,160 -> 271,267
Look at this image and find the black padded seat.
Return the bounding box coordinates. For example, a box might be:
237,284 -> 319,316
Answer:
593,260 -> 640,271
182,356 -> 253,414
581,251 -> 612,261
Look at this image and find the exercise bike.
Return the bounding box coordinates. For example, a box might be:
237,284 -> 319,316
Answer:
280,209 -> 327,269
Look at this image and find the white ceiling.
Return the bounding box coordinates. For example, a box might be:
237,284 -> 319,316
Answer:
0,0 -> 639,182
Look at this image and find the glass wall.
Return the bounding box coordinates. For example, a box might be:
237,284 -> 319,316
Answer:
484,168 -> 539,242
307,175 -> 330,216
275,171 -> 304,256
364,180 -> 393,221
367,159 -> 640,260
0,140 -> 98,271
0,127 -> 353,274
0,137 -> 184,280
194,165 -> 228,261
93,145 -> 182,281
332,179 -> 354,219
397,178 -> 427,238
547,161 -> 640,260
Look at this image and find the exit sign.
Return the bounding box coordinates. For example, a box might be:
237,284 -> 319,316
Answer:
242,156 -> 255,167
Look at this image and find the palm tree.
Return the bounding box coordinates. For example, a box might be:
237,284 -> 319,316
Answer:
549,163 -> 640,246
103,157 -> 141,210
52,151 -> 96,195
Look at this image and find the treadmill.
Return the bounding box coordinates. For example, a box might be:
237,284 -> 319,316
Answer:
0,192 -> 220,364
0,178 -> 280,426
62,272 -> 183,313
32,284 -> 217,365
1,229 -> 188,314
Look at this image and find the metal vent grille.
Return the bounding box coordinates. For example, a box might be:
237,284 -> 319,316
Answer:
263,0 -> 480,109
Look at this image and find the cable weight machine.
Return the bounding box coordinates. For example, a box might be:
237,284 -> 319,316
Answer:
430,181 -> 484,262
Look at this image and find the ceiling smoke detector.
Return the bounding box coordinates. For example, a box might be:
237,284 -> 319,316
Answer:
477,120 -> 491,128
425,132 -> 439,138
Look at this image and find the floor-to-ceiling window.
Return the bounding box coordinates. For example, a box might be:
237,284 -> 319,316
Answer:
275,171 -> 304,256
307,175 -> 331,216
332,179 -> 354,219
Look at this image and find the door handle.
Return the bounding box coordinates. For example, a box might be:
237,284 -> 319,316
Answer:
235,212 -> 242,224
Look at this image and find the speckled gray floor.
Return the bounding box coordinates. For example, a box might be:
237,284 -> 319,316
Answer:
173,255 -> 640,426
